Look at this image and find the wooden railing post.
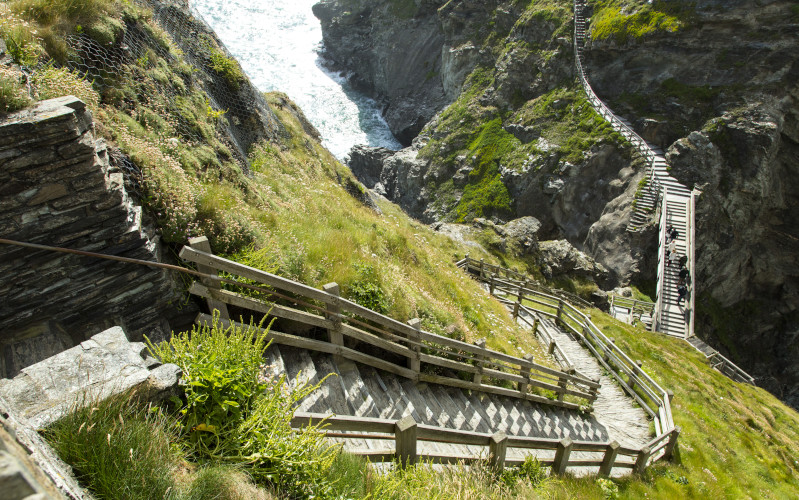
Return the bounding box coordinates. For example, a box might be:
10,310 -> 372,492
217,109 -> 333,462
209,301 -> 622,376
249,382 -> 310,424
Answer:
557,366 -> 574,401
532,317 -> 539,336
473,338 -> 487,385
629,360 -> 643,391
598,441 -> 620,477
556,300 -> 564,327
663,426 -> 681,460
553,438 -> 573,475
322,283 -> 343,347
488,432 -> 508,474
548,341 -> 557,355
489,273 -> 496,296
407,318 -> 422,379
395,415 -> 417,468
513,283 -> 523,319
588,377 -> 600,402
634,445 -> 652,475
188,236 -> 229,320
479,259 -> 485,279
518,354 -> 534,395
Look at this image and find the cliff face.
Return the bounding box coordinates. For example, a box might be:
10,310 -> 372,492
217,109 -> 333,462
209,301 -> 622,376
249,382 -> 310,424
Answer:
318,0 -> 647,285
583,0 -> 799,404
313,0 -> 452,144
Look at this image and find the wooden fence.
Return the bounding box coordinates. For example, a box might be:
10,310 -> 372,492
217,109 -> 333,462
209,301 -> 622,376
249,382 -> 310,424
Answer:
457,257 -> 680,471
458,256 -> 593,310
290,410 -> 678,476
610,295 -> 655,326
180,238 -> 599,411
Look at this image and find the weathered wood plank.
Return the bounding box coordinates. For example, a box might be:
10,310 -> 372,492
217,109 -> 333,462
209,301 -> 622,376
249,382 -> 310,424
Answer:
190,283 -> 331,330
181,246 -> 334,303
196,314 -> 417,380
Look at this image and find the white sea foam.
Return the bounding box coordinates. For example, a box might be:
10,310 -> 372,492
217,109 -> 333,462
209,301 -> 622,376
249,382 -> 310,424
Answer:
191,0 -> 402,159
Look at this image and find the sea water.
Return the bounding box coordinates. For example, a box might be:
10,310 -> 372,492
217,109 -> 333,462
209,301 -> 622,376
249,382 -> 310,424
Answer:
190,0 -> 402,159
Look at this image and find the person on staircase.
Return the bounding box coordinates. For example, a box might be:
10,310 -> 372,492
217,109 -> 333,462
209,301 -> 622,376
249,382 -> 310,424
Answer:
677,283 -> 688,306
667,240 -> 679,267
679,266 -> 690,287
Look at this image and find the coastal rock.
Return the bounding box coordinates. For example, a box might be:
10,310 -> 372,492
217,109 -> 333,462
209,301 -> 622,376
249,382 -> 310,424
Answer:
538,239 -> 610,287
313,0 -> 451,144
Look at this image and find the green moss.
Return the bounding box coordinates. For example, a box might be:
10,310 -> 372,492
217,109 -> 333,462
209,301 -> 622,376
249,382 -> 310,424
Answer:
591,0 -> 695,43
449,118 -> 518,221
84,15 -> 123,46
455,173 -> 513,222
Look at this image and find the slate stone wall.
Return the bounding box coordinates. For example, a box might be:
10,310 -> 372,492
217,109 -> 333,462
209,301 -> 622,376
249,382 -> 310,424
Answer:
0,96 -> 182,378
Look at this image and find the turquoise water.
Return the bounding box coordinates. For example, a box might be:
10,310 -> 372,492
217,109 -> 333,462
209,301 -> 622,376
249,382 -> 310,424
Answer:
191,0 -> 402,159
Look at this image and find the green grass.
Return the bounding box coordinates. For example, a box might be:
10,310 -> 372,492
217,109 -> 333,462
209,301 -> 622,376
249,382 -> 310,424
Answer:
43,391 -> 275,500
23,0 -> 799,498
0,66 -> 32,113
207,44 -> 245,90
590,0 -> 695,44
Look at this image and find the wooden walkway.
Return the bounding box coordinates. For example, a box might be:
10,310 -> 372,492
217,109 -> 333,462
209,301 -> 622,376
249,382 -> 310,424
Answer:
267,332 -> 650,476
521,311 -> 650,449
572,0 -> 756,383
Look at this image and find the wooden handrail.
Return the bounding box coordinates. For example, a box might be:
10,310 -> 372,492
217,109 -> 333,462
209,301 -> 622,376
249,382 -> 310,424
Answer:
181,240 -> 599,409
290,412 -> 646,474
459,255 -> 677,470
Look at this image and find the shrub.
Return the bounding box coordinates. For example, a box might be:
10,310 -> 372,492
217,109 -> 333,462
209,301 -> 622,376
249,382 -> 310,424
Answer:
0,4 -> 45,65
499,455 -> 549,489
146,315 -> 273,450
0,66 -> 32,113
348,262 -> 391,314
33,65 -> 100,111
207,45 -> 245,90
147,314 -> 337,497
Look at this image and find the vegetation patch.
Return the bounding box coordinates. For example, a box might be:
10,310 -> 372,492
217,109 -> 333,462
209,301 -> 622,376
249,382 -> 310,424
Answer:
207,44 -> 245,90
0,66 -> 32,113
147,316 -> 336,497
590,0 -> 695,44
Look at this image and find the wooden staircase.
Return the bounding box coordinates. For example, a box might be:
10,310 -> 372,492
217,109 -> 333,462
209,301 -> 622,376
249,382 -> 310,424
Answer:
266,332 -> 651,473
653,193 -> 692,338
571,0 -> 755,384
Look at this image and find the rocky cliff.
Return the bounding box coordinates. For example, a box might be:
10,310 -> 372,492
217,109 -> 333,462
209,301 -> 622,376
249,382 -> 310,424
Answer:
317,0 -> 650,286
317,0 -> 799,404
583,0 -> 799,406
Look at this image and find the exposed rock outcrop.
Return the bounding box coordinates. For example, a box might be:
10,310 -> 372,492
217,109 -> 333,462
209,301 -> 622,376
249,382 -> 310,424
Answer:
0,325 -> 181,500
538,239 -> 609,288
313,0 -> 453,144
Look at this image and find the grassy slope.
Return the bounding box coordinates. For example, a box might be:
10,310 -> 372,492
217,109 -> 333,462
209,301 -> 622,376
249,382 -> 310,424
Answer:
550,313 -> 799,499
0,0 -> 546,360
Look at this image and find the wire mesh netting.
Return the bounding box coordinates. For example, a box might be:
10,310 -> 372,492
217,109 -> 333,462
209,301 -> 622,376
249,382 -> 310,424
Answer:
45,0 -> 284,173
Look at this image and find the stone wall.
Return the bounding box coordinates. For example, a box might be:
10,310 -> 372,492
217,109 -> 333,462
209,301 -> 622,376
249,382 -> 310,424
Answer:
0,96 -> 183,379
